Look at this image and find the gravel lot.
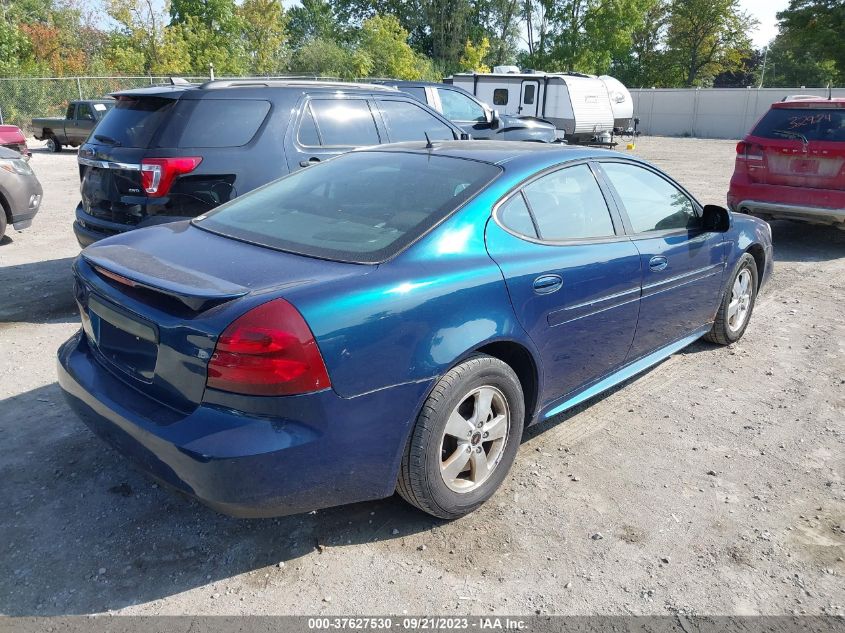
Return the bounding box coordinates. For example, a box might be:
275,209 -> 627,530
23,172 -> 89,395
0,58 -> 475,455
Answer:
0,136 -> 843,617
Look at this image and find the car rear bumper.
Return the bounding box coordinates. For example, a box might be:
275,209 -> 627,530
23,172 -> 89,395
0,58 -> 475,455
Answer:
57,330 -> 432,517
728,181 -> 845,226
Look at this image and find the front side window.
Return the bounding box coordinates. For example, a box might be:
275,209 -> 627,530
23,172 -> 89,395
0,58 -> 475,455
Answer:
601,162 -> 699,233
521,164 -> 615,241
195,151 -> 500,263
77,103 -> 94,121
437,88 -> 486,122
310,99 -> 380,147
493,89 -> 508,106
377,99 -> 455,143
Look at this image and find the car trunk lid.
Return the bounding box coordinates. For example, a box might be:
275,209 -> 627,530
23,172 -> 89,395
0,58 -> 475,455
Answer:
75,223 -> 371,411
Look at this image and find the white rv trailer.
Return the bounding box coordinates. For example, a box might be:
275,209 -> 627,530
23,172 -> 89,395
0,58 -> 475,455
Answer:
447,70 -> 634,143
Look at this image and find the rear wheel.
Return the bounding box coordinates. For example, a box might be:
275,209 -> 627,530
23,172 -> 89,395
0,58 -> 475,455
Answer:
705,253 -> 758,345
0,212 -> 6,241
46,136 -> 62,153
397,354 -> 525,519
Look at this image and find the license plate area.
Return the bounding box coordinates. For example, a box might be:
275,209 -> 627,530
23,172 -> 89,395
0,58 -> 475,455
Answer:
791,158 -> 819,175
88,297 -> 158,382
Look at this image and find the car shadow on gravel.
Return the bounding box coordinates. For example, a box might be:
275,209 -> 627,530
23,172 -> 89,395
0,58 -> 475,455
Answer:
0,383 -> 443,616
769,220 -> 845,263
0,256 -> 78,324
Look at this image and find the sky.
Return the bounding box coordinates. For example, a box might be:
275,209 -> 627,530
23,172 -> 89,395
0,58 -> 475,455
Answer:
741,0 -> 790,48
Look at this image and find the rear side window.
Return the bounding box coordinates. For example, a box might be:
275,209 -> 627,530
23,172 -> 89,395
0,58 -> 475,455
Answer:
377,99 -> 455,142
498,194 -> 537,238
403,87 -> 428,104
195,151 -> 500,263
310,99 -> 380,146
752,107 -> 845,142
601,162 -> 699,233
157,99 -> 270,148
522,164 -> 615,240
94,97 -> 175,148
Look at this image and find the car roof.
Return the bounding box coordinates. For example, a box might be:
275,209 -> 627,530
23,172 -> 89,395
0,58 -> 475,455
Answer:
358,140 -> 635,170
110,79 -> 398,99
772,98 -> 845,109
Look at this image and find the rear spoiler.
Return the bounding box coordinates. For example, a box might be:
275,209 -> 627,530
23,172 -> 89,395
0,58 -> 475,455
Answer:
81,245 -> 248,311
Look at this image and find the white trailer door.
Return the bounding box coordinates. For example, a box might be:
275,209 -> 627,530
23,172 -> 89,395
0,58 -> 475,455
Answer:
519,80 -> 541,116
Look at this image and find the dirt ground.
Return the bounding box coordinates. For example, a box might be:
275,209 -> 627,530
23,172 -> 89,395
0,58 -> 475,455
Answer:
0,136 -> 843,617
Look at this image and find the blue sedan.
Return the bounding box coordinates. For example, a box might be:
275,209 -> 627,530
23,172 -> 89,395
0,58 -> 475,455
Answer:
57,142 -> 773,519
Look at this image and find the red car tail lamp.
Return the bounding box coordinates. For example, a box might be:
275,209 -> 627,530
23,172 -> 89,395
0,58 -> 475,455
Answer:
140,157 -> 202,197
206,298 -> 331,396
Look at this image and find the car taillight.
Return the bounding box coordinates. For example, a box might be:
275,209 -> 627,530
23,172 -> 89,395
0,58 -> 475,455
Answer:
206,298 -> 331,396
736,141 -> 764,161
140,157 -> 202,197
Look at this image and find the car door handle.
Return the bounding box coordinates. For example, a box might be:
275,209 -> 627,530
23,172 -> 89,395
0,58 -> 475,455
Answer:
649,255 -> 669,272
299,157 -> 321,167
532,274 -> 563,294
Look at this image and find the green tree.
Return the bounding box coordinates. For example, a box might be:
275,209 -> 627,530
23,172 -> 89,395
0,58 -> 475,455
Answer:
238,0 -> 288,75
759,34 -> 838,87
665,0 -> 757,87
611,0 -> 670,87
288,0 -> 344,50
291,37 -> 370,78
776,0 -> 844,83
358,14 -> 438,79
459,37 -> 491,72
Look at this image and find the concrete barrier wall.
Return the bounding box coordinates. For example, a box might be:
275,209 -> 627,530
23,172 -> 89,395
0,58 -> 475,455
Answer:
630,88 -> 845,139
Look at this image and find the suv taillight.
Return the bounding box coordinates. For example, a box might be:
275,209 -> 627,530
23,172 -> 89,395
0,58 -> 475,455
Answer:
206,298 -> 331,396
141,157 -> 202,197
736,141 -> 764,161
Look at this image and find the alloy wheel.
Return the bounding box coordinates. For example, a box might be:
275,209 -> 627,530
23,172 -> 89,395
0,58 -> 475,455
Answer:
439,386 -> 510,493
728,268 -> 753,332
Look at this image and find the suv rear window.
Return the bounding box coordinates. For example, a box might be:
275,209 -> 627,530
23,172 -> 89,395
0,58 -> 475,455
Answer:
156,99 -> 271,148
194,151 -> 500,263
752,107 -> 845,142
93,97 -> 175,148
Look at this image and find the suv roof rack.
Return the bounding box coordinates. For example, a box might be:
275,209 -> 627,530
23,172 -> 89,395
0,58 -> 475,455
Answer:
199,78 -> 398,91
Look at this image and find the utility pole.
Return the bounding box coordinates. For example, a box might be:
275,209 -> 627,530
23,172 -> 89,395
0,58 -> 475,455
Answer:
758,46 -> 768,89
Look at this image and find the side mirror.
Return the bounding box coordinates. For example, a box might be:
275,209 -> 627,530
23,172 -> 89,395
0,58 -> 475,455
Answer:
702,204 -> 730,232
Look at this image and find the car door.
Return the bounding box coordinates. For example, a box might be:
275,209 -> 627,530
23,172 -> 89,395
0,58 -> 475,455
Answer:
597,160 -> 727,360
61,103 -> 76,142
485,161 -> 642,405
434,87 -> 493,139
373,97 -> 458,143
287,96 -> 383,170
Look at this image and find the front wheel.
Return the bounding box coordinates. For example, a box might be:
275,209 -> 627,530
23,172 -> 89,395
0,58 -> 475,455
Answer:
397,354 -> 525,519
705,253 -> 758,345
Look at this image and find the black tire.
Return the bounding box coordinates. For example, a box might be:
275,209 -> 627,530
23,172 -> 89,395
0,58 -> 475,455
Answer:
397,354 -> 525,519
0,211 -> 6,241
47,136 -> 62,153
705,253 -> 758,345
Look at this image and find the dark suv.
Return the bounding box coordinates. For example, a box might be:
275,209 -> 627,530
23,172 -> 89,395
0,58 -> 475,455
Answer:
74,79 -> 467,247
372,80 -> 558,143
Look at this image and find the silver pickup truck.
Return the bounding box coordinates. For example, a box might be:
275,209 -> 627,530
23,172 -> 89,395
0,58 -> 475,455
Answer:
32,99 -> 114,152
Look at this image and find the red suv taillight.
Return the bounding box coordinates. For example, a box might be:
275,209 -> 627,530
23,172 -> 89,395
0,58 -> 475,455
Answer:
206,298 -> 331,396
140,157 -> 202,197
736,141 -> 764,161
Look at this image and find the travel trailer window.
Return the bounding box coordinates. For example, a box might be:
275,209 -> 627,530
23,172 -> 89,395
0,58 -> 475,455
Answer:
523,164 -> 615,240
523,84 -> 535,105
493,89 -> 509,106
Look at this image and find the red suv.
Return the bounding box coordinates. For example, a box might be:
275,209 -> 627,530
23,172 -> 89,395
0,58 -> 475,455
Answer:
728,97 -> 845,228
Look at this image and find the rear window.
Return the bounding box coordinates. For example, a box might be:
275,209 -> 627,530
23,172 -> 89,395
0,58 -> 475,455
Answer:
752,107 -> 845,142
93,97 -> 175,148
194,151 -> 500,263
157,99 -> 271,148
